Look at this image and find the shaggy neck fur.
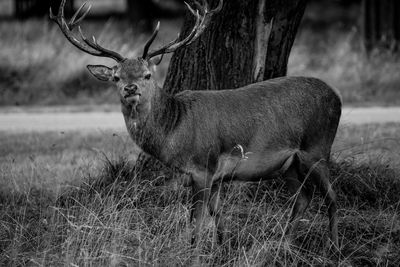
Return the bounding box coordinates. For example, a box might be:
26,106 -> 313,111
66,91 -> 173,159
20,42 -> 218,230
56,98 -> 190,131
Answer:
128,87 -> 187,158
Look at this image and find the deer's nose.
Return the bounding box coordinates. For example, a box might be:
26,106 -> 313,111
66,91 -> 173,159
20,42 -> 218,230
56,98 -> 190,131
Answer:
124,84 -> 138,94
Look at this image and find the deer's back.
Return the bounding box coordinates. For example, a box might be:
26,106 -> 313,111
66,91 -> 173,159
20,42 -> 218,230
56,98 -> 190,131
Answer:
163,76 -> 341,168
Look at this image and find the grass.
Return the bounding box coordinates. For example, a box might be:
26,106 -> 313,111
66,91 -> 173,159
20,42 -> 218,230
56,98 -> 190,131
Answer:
0,130 -> 139,193
333,123 -> 400,165
1,123 -> 400,266
289,27 -> 400,106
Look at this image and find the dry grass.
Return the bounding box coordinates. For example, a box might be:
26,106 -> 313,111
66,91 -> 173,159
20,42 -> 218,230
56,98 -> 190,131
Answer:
289,27 -> 400,106
0,130 -> 139,193
333,123 -> 400,165
1,123 -> 400,266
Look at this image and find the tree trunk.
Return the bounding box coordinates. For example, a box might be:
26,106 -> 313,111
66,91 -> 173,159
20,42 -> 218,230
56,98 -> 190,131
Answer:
362,0 -> 400,51
135,0 -> 307,180
164,0 -> 307,94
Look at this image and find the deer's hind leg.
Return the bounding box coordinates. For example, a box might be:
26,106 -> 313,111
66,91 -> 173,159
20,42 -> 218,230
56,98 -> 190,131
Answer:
282,154 -> 312,240
297,152 -> 339,249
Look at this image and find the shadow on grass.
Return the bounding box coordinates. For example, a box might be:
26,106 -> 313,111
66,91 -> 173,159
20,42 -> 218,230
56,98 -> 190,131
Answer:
1,157 -> 399,266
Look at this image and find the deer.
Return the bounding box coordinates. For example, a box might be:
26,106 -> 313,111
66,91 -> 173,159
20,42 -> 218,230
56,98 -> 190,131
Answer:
51,0 -> 341,248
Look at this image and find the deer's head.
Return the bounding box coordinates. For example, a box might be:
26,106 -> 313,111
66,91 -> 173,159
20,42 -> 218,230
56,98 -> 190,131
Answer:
86,58 -> 156,110
50,0 -> 222,110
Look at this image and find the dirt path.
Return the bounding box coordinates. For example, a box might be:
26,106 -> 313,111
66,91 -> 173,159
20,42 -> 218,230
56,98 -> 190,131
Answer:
0,112 -> 125,132
1,107 -> 400,132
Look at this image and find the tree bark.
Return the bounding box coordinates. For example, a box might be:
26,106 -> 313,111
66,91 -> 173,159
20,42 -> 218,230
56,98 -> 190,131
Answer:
135,0 -> 307,180
164,0 -> 307,94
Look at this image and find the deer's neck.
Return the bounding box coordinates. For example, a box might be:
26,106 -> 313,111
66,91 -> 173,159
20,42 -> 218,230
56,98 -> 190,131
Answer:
123,88 -> 187,158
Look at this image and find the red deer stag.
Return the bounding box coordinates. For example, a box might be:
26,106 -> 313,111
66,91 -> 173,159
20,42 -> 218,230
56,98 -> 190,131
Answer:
51,0 -> 341,248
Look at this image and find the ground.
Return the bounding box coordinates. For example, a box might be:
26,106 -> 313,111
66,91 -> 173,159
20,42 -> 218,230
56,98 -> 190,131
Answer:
1,122 -> 399,266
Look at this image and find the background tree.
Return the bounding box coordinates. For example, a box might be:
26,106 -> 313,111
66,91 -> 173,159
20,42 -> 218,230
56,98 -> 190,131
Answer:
136,0 -> 308,178
164,0 -> 306,93
362,0 -> 400,51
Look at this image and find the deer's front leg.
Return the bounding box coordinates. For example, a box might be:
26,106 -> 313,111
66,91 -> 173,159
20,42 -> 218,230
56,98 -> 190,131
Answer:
208,182 -> 224,245
189,171 -> 212,246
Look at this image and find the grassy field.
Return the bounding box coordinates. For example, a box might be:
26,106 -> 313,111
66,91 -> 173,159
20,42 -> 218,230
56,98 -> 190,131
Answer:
1,123 -> 400,266
289,28 -> 400,106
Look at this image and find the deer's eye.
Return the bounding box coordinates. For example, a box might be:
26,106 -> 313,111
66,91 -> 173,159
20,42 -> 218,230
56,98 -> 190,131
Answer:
113,76 -> 120,82
144,73 -> 151,80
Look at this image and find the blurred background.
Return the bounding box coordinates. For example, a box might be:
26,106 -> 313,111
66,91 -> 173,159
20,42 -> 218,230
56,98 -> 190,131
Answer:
0,0 -> 399,107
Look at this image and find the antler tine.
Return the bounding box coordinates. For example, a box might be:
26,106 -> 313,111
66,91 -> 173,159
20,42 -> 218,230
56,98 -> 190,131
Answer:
144,0 -> 223,60
191,0 -> 204,14
145,11 -> 200,59
69,2 -> 91,29
154,53 -> 165,65
145,11 -> 200,60
59,0 -> 67,17
78,26 -> 99,49
211,0 -> 223,14
49,0 -> 63,20
78,26 -> 125,62
185,1 -> 199,17
165,10 -> 201,48
142,21 -> 161,59
49,0 -> 125,62
150,33 -> 181,64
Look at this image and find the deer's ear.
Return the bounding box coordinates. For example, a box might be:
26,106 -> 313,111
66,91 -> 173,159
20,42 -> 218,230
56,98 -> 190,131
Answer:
87,65 -> 114,81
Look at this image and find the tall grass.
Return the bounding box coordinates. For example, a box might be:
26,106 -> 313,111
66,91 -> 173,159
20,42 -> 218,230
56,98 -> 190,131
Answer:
289,27 -> 400,105
1,156 -> 399,266
1,124 -> 400,266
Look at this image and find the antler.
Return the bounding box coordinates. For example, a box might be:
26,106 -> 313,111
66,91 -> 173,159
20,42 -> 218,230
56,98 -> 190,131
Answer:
142,0 -> 223,60
50,0 -> 125,62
